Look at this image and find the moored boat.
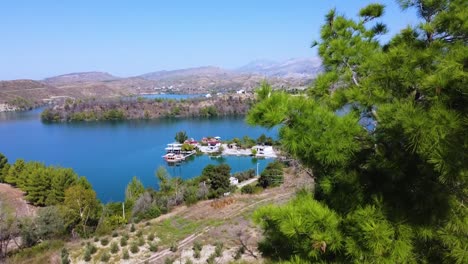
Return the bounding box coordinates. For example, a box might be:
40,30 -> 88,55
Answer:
163,153 -> 185,162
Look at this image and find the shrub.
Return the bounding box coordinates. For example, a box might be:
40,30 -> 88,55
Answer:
149,242 -> 158,252
112,231 -> 119,237
61,248 -> 70,264
86,242 -> 97,255
120,236 -> 128,247
233,169 -> 255,182
170,242 -> 178,252
136,230 -> 143,237
234,246 -> 245,260
193,249 -> 201,259
147,233 -> 155,241
100,237 -> 109,246
214,242 -> 224,257
83,249 -> 91,262
164,257 -> 174,264
138,236 -> 145,246
123,232 -> 129,240
110,241 -> 119,254
130,242 -> 139,253
206,253 -> 216,264
130,223 -> 136,232
93,237 -> 99,242
122,249 -> 130,259
241,185 -> 254,194
100,251 -> 111,262
258,161 -> 284,188
185,259 -> 194,264
193,241 -> 203,252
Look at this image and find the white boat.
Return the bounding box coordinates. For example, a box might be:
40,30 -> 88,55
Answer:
163,153 -> 185,163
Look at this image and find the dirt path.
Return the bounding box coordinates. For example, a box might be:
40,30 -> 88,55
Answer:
0,183 -> 37,217
139,168 -> 311,263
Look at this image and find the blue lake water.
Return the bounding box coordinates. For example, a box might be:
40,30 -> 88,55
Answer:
0,99 -> 277,202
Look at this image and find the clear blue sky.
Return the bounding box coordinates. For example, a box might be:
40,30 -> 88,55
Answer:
0,0 -> 418,80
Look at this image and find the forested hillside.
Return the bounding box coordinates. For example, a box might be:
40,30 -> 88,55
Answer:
41,94 -> 255,122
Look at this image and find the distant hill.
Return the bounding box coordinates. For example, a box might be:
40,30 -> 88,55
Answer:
0,58 -> 322,111
236,57 -> 322,78
140,66 -> 232,80
43,71 -> 119,86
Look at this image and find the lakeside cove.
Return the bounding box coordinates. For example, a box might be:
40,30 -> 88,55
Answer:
0,104 -> 277,202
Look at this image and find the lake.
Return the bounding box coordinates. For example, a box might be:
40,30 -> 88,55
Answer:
0,98 -> 277,202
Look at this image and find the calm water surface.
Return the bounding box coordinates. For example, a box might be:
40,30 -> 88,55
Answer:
0,98 -> 276,202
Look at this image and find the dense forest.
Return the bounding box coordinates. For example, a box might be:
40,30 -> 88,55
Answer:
41,94 -> 255,122
247,1 -> 467,263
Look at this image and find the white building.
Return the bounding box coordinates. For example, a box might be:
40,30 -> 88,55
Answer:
229,176 -> 239,185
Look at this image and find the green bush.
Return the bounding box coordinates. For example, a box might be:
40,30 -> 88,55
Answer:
110,241 -> 119,254
193,249 -> 201,259
112,231 -> 119,237
214,242 -> 224,257
193,241 -> 203,252
93,237 -> 99,242
130,223 -> 136,232
206,253 -> 216,264
138,236 -> 145,246
147,233 -> 155,241
83,249 -> 92,262
234,246 -> 245,260
130,242 -> 139,253
100,237 -> 109,246
100,251 -> 111,262
120,236 -> 128,247
258,161 -> 284,188
170,242 -> 178,252
136,230 -> 143,237
241,184 -> 254,194
122,249 -> 130,259
61,248 -> 70,264
86,242 -> 97,255
148,242 -> 158,252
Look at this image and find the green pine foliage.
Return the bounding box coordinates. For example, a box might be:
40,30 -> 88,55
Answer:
0,153 -> 7,182
2,158 -> 88,206
248,1 -> 467,263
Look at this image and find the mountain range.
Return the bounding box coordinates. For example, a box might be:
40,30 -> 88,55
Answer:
0,58 -> 322,110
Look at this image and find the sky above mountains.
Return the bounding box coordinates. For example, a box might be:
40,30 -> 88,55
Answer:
1,0 -> 418,80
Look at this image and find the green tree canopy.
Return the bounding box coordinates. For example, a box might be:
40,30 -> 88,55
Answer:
248,1 -> 467,263
200,164 -> 232,198
63,185 -> 101,235
0,153 -> 7,182
175,130 -> 188,143
125,176 -> 145,203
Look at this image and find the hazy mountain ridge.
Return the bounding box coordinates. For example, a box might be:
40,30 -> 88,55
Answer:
236,57 -> 323,78
0,58 -> 322,110
43,71 -> 119,86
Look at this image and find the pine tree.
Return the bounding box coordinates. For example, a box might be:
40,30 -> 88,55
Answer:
0,153 -> 7,182
46,168 -> 78,205
24,166 -> 51,206
4,159 -> 25,186
248,1 -> 467,263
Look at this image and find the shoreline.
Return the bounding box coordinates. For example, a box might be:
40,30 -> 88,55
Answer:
199,143 -> 278,158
